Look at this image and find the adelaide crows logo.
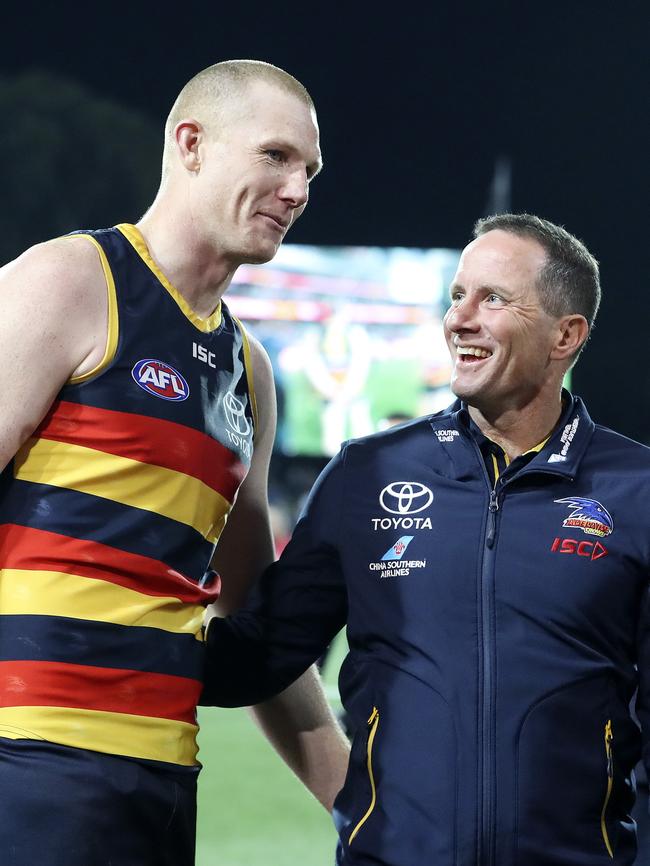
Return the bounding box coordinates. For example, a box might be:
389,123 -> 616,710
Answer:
554,497 -> 613,538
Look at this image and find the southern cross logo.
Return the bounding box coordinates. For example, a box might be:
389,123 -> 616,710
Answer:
554,497 -> 613,538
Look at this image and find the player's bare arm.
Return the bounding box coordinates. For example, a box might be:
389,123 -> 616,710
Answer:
0,236 -> 109,471
208,333 -> 349,812
209,333 -> 277,616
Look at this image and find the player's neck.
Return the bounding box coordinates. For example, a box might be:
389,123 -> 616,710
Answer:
136,206 -> 237,319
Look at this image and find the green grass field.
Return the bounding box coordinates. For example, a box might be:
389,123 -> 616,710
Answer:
196,633 -> 347,866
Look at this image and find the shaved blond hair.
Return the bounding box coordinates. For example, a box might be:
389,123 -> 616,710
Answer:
161,59 -> 314,179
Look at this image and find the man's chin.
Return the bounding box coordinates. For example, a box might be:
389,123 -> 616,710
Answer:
450,381 -> 496,413
242,240 -> 282,265
449,378 -> 481,403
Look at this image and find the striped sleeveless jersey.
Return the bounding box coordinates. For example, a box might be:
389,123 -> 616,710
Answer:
0,224 -> 256,766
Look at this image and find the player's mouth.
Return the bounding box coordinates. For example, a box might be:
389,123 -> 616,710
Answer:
258,212 -> 290,232
455,345 -> 493,364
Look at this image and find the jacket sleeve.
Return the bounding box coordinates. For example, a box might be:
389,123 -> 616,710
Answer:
200,450 -> 348,707
637,580 -> 650,795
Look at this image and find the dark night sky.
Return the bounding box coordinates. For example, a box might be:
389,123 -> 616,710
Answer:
3,2 -> 649,438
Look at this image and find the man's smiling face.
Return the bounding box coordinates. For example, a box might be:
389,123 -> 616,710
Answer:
443,229 -> 562,414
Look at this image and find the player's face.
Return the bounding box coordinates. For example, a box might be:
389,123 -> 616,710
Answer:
196,81 -> 321,265
443,230 -> 562,414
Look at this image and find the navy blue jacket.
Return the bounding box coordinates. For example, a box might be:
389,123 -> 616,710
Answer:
203,394 -> 650,865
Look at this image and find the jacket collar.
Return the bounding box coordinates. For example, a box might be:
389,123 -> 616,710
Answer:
430,390 -> 595,480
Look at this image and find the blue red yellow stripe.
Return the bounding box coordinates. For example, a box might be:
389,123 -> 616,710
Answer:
14,437 -> 230,543
0,524 -> 219,603
0,660 -> 200,724
35,400 -> 247,500
0,569 -> 206,637
0,705 -> 199,765
0,615 -> 205,680
0,482 -> 214,582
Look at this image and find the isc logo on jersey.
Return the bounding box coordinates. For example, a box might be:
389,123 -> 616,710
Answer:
131,359 -> 190,402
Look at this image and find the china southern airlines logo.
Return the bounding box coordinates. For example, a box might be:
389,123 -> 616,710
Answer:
369,535 -> 426,578
379,482 -> 433,515
381,536 -> 414,561
131,359 -> 189,401
555,497 -> 613,538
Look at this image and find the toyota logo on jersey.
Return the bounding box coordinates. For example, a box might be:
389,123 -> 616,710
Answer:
223,391 -> 251,437
131,359 -> 190,401
379,482 -> 434,515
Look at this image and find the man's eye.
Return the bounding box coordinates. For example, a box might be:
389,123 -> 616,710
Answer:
487,294 -> 502,303
266,150 -> 284,162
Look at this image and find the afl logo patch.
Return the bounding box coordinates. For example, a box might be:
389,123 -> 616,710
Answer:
131,359 -> 190,401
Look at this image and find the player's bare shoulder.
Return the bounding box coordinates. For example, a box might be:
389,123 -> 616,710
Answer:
0,234 -> 113,469
0,233 -> 110,378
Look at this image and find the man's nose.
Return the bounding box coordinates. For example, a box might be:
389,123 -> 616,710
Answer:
280,169 -> 309,209
445,297 -> 479,333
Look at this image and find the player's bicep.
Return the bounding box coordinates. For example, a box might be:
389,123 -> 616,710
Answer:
210,334 -> 278,614
0,238 -> 107,470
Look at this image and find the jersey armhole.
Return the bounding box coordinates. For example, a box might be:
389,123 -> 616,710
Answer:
63,234 -> 119,384
232,315 -> 259,439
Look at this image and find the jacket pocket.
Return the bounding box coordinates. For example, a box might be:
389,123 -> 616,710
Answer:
600,719 -> 614,859
348,706 -> 380,845
515,677 -> 631,865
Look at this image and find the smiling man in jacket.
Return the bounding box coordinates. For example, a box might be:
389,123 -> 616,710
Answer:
203,213 -> 650,866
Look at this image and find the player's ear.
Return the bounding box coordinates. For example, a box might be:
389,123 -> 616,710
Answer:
174,119 -> 203,173
550,314 -> 589,361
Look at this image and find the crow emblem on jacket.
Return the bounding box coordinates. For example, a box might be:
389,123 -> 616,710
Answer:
554,497 -> 614,537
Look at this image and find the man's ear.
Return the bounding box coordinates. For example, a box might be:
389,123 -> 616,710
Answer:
174,119 -> 203,172
551,314 -> 590,361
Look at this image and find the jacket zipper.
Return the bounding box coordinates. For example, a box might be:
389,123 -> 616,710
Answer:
486,488 -> 499,549
479,484 -> 500,866
470,437 -> 574,865
469,431 -> 502,866
349,707 -> 380,845
601,719 -> 614,858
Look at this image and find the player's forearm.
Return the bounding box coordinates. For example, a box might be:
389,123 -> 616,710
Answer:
249,665 -> 350,812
